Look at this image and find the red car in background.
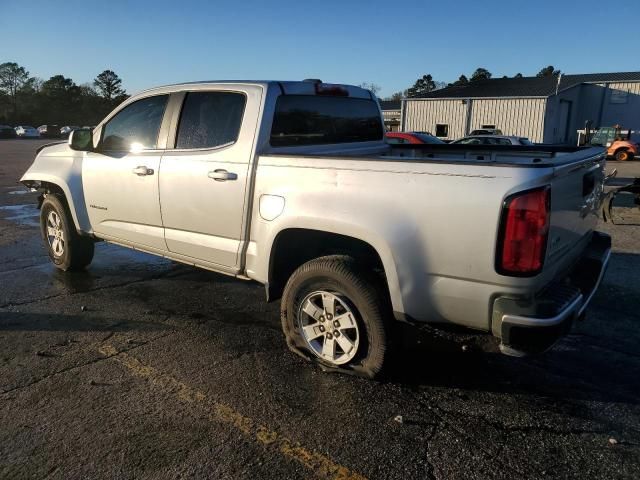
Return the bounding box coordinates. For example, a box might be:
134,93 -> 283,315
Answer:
385,131 -> 446,144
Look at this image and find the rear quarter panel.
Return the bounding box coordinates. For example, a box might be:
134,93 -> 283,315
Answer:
245,155 -> 557,331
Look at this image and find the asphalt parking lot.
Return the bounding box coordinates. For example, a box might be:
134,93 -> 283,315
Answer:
0,139 -> 639,480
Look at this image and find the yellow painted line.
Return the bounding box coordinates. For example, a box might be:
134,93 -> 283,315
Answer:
99,345 -> 366,480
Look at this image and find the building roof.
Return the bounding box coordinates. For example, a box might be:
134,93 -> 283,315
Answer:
415,71 -> 640,99
379,100 -> 401,111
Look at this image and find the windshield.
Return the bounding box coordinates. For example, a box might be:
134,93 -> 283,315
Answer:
452,137 -> 481,144
590,127 -> 615,146
270,95 -> 383,147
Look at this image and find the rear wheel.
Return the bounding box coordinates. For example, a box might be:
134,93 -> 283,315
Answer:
280,255 -> 390,378
615,149 -> 632,161
40,195 -> 94,271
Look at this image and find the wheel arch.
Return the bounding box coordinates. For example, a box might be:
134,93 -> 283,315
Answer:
613,146 -> 633,158
21,174 -> 91,234
265,226 -> 403,315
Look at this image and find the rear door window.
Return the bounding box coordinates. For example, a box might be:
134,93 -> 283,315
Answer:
175,92 -> 246,149
270,95 -> 383,147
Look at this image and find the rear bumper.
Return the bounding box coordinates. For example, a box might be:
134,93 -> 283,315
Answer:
496,232 -> 611,356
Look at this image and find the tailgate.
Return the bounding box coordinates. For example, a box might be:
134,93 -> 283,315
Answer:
545,156 -> 606,268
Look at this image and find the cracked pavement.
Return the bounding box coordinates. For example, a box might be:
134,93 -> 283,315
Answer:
0,140 -> 639,479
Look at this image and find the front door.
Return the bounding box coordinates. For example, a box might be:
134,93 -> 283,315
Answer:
159,86 -> 262,269
82,94 -> 169,251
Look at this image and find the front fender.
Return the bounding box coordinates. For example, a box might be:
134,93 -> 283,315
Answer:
20,145 -> 91,233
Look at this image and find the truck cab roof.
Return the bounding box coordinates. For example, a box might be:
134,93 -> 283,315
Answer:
136,80 -> 375,100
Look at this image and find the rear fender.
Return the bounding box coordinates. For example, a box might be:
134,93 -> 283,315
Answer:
612,141 -> 637,156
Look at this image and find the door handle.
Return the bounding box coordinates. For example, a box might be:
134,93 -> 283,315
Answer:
132,166 -> 154,176
208,169 -> 238,181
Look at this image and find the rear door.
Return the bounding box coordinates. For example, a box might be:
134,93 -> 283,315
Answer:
159,85 -> 262,269
82,94 -> 170,250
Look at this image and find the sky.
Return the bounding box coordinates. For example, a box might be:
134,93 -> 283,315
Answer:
1,0 -> 638,98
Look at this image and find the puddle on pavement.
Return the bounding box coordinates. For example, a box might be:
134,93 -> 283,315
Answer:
46,243 -> 176,294
3,186 -> 34,196
0,200 -> 180,295
0,204 -> 39,227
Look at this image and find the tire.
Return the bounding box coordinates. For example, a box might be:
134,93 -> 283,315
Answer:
40,195 -> 94,271
280,255 -> 390,378
615,149 -> 632,162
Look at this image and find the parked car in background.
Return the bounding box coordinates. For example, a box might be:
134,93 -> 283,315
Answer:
470,128 -> 503,136
37,125 -> 60,138
60,126 -> 80,137
0,125 -> 17,139
14,126 -> 40,138
453,135 -> 534,146
21,79 -> 610,378
386,131 -> 446,144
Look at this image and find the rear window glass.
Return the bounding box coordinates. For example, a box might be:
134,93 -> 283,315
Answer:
270,95 -> 383,147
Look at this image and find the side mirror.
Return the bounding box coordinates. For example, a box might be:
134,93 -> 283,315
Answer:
69,128 -> 93,151
605,186 -> 640,225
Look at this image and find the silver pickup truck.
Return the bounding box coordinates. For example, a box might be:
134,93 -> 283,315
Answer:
21,80 -> 611,378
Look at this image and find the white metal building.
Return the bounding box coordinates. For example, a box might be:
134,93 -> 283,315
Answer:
401,72 -> 640,144
380,100 -> 401,132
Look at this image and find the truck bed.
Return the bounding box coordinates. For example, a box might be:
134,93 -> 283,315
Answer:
267,144 -> 606,168
256,142 -> 606,330
382,144 -> 606,168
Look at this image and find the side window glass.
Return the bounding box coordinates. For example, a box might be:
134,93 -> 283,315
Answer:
176,92 -> 246,149
101,95 -> 168,151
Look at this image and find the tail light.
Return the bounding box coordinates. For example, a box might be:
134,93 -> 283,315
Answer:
496,186 -> 550,276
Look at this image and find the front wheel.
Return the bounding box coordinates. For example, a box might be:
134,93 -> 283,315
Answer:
40,195 -> 94,271
280,255 -> 390,378
615,149 -> 632,161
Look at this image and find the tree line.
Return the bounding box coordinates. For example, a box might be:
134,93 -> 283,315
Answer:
1,60 -> 563,124
0,62 -> 128,126
384,65 -> 562,100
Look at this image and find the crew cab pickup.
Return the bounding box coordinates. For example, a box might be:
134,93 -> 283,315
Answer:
21,80 -> 611,377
